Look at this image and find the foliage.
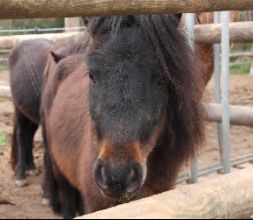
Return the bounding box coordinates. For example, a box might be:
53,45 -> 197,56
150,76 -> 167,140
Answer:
0,132 -> 7,148
11,18 -> 64,29
0,18 -> 64,35
230,63 -> 250,74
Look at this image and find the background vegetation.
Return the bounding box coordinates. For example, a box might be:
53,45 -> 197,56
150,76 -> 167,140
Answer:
0,18 -> 64,35
0,18 -> 64,70
0,132 -> 7,148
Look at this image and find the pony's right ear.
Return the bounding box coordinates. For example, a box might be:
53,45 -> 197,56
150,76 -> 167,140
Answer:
50,51 -> 64,63
174,14 -> 183,25
82,17 -> 90,26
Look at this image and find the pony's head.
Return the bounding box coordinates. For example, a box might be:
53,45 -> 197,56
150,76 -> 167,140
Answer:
84,15 -> 204,202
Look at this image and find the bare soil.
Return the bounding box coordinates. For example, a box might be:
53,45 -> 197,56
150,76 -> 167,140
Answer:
0,70 -> 252,219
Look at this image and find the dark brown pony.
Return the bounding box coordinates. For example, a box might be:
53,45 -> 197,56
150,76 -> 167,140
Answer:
194,12 -> 240,86
8,35 -> 88,188
9,39 -> 54,187
42,15 -> 204,218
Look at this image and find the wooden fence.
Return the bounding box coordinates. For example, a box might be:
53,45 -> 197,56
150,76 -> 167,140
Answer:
77,166 -> 253,219
0,21 -> 252,50
0,0 -> 252,19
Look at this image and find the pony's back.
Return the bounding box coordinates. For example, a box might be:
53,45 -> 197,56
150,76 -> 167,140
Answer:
9,39 -> 53,123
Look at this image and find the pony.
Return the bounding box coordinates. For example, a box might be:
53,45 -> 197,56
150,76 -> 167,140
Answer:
9,39 -> 54,187
41,15 -> 204,218
8,35 -> 88,188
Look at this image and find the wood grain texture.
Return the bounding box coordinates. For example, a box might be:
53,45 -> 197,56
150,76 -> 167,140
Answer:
205,103 -> 253,127
0,86 -> 11,98
64,17 -> 82,31
0,32 -> 82,49
0,21 -> 252,50
0,0 -> 253,19
195,21 -> 253,44
77,167 -> 253,219
230,52 -> 253,58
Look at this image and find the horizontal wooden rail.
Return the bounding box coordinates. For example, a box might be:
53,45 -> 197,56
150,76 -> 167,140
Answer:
0,0 -> 252,19
230,52 -> 253,58
0,22 -> 252,49
77,166 -> 253,219
0,32 -> 82,50
0,85 -> 11,98
195,21 -> 253,44
204,103 -> 253,127
0,58 -> 7,62
0,85 -> 252,128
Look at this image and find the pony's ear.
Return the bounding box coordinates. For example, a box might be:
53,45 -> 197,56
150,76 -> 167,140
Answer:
174,14 -> 183,25
82,17 -> 89,26
50,51 -> 64,63
195,13 -> 202,24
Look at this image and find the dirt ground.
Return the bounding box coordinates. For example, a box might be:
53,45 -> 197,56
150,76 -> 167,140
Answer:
0,70 -> 253,219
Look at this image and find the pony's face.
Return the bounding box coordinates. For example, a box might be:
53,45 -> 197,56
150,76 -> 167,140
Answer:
87,26 -> 168,202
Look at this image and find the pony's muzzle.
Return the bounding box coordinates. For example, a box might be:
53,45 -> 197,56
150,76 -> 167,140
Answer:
94,159 -> 143,201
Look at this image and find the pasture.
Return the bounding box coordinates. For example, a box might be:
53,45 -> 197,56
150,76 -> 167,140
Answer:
0,70 -> 252,218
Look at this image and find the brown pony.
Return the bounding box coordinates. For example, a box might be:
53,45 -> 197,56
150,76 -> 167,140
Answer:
9,35 -> 88,188
9,39 -> 54,187
194,11 -> 240,86
42,15 -> 204,218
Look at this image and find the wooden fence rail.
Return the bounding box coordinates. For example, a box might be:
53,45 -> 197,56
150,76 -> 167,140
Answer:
0,86 -> 11,98
0,85 -> 253,128
0,21 -> 253,49
0,32 -> 83,50
204,103 -> 253,127
195,21 -> 253,44
230,52 -> 253,58
0,0 -> 253,19
77,166 -> 253,219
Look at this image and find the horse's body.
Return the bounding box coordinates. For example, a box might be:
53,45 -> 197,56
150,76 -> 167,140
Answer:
42,15 -> 204,218
9,39 -> 54,186
194,11 -> 240,86
9,35 -> 88,188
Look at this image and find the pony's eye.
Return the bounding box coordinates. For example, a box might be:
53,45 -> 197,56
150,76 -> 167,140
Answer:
89,73 -> 96,84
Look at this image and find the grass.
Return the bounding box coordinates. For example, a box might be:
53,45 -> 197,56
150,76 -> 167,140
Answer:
0,63 -> 8,71
230,63 -> 251,75
0,132 -> 7,148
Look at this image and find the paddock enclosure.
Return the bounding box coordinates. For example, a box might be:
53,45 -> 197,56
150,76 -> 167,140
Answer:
0,0 -> 253,219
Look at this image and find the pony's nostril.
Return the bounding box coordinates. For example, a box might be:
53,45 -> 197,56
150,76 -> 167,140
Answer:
125,164 -> 143,194
101,165 -> 107,181
94,160 -> 108,190
99,166 -> 108,189
126,168 -> 136,185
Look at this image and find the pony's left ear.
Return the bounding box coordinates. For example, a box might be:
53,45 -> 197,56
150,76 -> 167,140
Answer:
50,51 -> 64,64
174,14 -> 183,25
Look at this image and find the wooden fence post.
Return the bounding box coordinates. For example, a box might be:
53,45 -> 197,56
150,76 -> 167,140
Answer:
64,17 -> 82,32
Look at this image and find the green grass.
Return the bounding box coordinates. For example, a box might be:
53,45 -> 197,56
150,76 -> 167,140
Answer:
0,63 -> 7,70
0,132 -> 7,148
230,63 -> 251,74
